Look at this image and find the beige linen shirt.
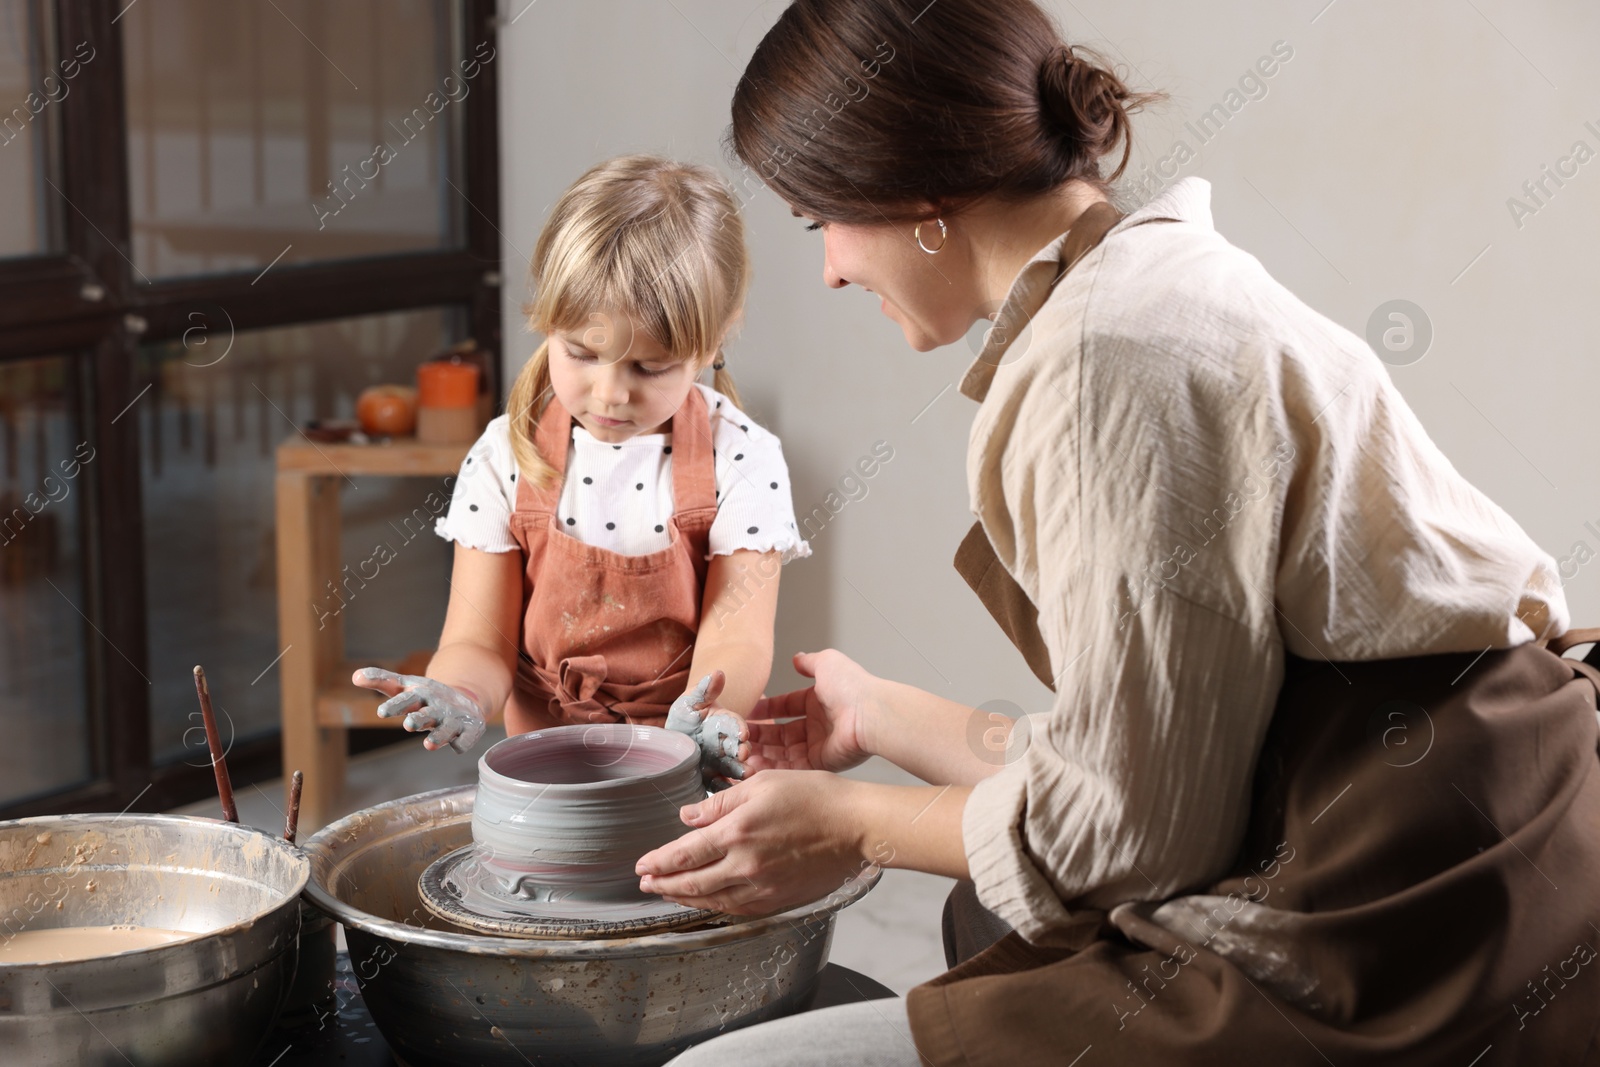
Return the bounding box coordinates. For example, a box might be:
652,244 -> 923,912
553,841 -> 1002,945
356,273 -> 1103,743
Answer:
960,177 -> 1569,946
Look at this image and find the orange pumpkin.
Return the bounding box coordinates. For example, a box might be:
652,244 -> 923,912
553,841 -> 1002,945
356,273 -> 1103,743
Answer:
356,385 -> 417,437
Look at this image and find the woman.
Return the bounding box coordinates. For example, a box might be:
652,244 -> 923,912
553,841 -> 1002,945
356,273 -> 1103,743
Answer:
640,1 -> 1600,1063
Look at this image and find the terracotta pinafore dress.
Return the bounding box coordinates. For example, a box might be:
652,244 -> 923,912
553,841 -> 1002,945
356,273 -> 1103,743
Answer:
504,387 -> 717,731
912,204 -> 1600,1066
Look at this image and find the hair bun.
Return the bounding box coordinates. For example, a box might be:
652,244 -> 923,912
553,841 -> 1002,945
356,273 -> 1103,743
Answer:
1036,43 -> 1140,179
731,0 -> 1165,216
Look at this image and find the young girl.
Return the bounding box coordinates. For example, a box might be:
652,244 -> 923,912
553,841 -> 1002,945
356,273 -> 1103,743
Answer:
352,155 -> 809,774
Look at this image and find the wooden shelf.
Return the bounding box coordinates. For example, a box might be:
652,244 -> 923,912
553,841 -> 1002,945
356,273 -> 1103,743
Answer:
276,430 -> 473,832
275,436 -> 472,477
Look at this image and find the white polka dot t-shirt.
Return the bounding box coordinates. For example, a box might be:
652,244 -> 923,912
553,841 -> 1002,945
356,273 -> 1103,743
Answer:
435,384 -> 812,564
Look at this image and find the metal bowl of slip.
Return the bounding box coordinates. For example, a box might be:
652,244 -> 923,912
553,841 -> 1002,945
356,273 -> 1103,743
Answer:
0,813 -> 309,1067
303,782 -> 880,1067
421,723 -> 717,938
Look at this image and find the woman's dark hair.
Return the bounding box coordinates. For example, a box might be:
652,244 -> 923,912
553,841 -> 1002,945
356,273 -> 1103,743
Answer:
727,0 -> 1163,223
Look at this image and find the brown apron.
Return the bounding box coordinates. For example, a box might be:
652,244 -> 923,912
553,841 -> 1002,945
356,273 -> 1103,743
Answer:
910,644 -> 1600,1066
916,200 -> 1600,1065
504,388 -> 718,733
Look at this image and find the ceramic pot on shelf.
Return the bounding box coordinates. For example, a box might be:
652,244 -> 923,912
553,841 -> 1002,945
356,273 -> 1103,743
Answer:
415,358 -> 481,445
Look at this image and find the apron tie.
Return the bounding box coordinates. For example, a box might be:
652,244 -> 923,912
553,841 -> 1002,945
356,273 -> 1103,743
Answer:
1547,626 -> 1600,707
537,655 -> 623,724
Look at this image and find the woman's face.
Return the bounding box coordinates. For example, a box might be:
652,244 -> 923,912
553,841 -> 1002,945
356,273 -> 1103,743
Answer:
546,312 -> 706,440
798,209 -> 981,352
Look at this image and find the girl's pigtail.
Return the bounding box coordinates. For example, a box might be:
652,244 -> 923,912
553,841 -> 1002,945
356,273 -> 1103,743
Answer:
506,338 -> 559,489
711,351 -> 743,410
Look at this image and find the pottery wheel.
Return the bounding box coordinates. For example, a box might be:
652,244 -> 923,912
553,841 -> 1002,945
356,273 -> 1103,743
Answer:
418,845 -> 721,939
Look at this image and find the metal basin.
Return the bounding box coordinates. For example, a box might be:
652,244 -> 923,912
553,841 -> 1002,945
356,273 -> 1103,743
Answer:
0,813 -> 309,1066
303,784 -> 879,1067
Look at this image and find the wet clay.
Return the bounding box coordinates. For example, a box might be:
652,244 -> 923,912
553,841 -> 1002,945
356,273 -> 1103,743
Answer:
469,724 -> 704,905
418,724 -> 709,935
0,925 -> 193,964
664,672 -> 747,781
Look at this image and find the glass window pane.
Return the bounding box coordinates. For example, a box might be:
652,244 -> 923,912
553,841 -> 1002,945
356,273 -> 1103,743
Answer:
138,308 -> 463,764
124,0 -> 467,282
0,355 -> 93,804
0,0 -> 63,257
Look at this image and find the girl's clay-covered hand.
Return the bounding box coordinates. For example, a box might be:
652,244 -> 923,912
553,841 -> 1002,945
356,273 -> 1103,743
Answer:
352,667 -> 487,753
665,670 -> 748,785
635,770 -> 866,916
743,650 -> 876,775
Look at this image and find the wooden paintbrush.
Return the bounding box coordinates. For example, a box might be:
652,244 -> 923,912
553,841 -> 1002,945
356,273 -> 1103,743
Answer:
285,770 -> 304,843
191,665 -> 239,823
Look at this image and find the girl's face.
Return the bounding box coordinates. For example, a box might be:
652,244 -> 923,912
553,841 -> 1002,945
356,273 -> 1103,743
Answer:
796,208 -> 980,352
546,312 -> 708,441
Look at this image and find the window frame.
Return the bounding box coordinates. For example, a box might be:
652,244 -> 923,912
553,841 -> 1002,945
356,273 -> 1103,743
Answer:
0,0 -> 502,819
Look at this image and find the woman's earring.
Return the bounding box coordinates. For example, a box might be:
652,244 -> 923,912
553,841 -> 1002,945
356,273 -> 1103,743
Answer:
915,217 -> 948,254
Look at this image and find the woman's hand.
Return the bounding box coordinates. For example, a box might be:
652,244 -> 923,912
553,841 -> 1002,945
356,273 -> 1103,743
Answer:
634,770 -> 870,916
743,650 -> 879,774
353,667 -> 487,752
664,670 -> 751,786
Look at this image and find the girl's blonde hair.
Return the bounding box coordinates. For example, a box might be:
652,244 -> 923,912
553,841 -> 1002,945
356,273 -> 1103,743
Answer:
507,155 -> 750,488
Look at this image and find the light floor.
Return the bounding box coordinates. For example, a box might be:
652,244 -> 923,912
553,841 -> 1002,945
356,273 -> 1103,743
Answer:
168,743 -> 952,996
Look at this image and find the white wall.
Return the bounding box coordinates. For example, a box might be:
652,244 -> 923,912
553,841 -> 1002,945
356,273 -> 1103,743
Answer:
497,0 -> 1600,711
